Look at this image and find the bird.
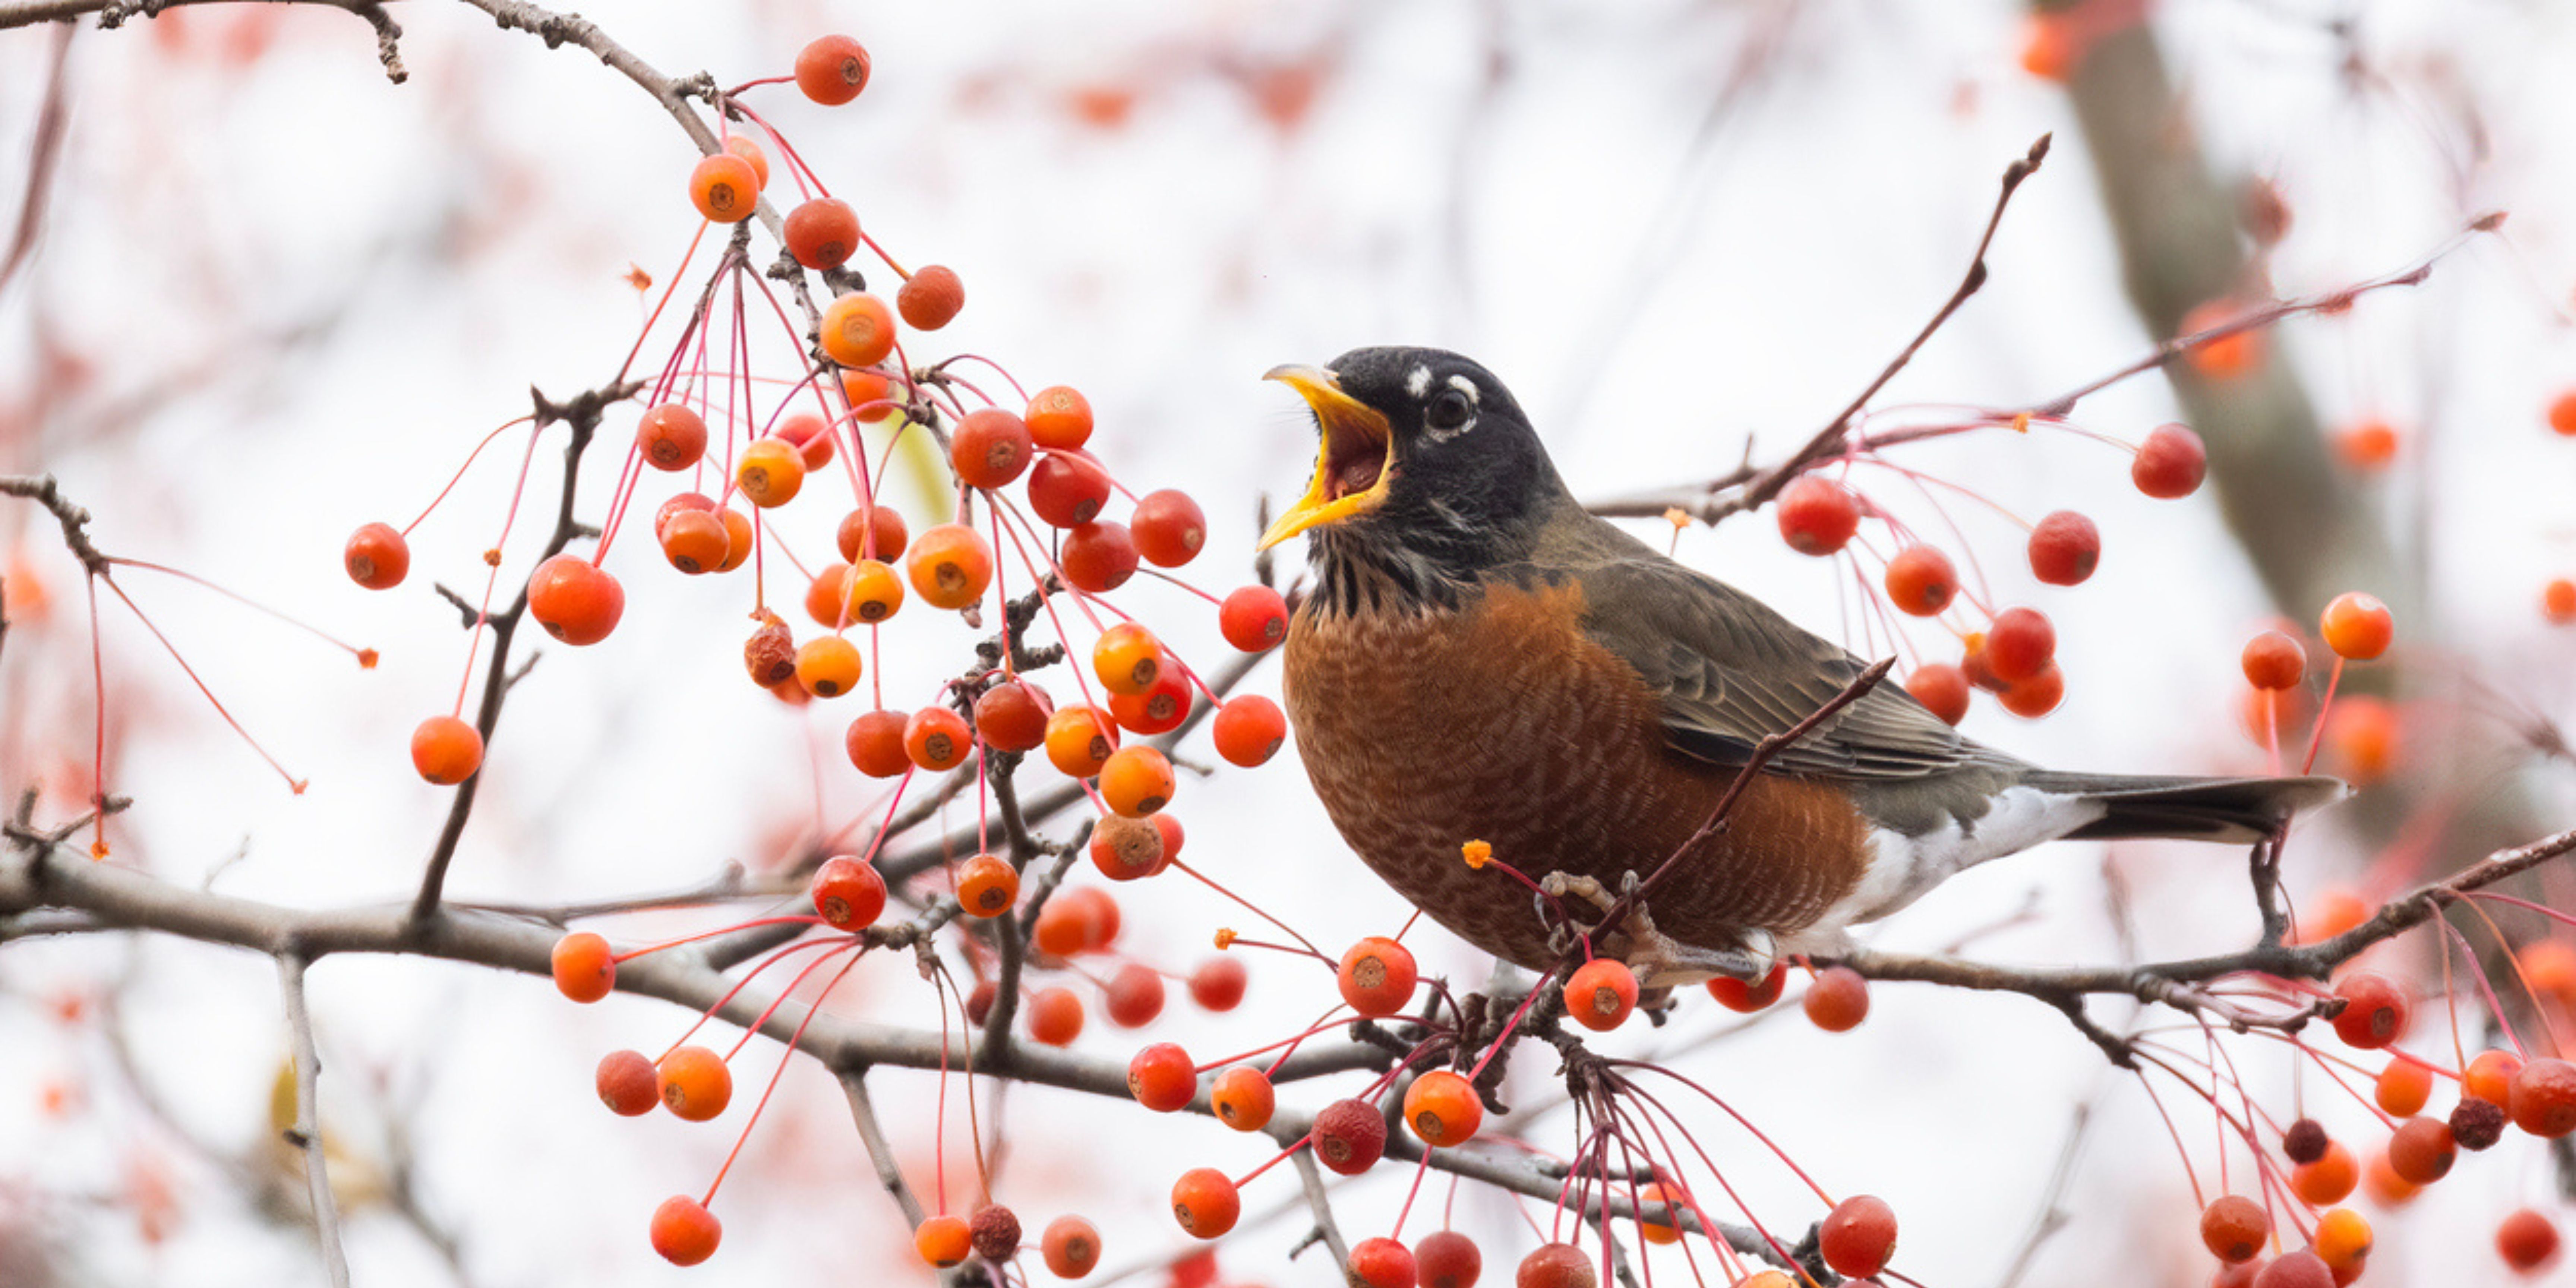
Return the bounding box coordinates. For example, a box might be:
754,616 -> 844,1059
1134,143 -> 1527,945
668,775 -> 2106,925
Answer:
1257,345 -> 2343,987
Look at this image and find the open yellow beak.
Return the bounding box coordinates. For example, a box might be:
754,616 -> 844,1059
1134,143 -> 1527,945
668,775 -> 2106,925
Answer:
1257,364 -> 1395,551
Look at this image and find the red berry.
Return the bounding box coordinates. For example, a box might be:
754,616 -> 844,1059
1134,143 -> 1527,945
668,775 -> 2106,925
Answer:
656,1045 -> 732,1121
1131,489 -> 1207,567
2509,1057 -> 2576,1137
2251,1251 -> 2332,1288
527,555 -> 624,645
905,705 -> 974,772
795,35 -> 872,105
915,1214 -> 972,1268
637,403 -> 707,471
2133,423 -> 2207,499
1312,1097 -> 1388,1175
688,153 -> 759,224
650,1194 -> 722,1266
951,408 -> 1033,490
845,708 -> 912,778
2375,1058 -> 2433,1117
1025,986 -> 1084,1045
735,437 -> 806,507
1169,1168 -> 1240,1239
596,1049 -> 659,1116
1220,584 -> 1290,651
1212,695 -> 1287,767
2337,419 -> 2399,470
1775,476 -> 1861,556
1803,966 -> 1869,1032
2385,1117 -> 2455,1184
837,505 -> 910,562
1043,1215 -> 1102,1278
2241,630 -> 2307,691
1027,451 -> 1112,527
1998,662 -> 2065,720
1102,962 -> 1167,1027
969,1204 -> 1022,1264
898,265 -> 965,331
2179,299 -> 2265,380
1339,937 -> 1418,1017
1819,1194 -> 1897,1278
2545,578 -> 2576,625
1706,962 -> 1786,1013
1416,1231 -> 1482,1288
2498,1209 -> 2562,1273
777,412 -> 835,471
954,853 -> 1019,919
974,680 -> 1054,754
2201,1194 -> 2270,1263
344,522 -> 410,589
820,292 -> 897,367
2330,972 -> 2408,1049
1350,1237 -> 1418,1288
907,523 -> 994,610
1515,1244 -> 1595,1288
1190,956 -> 1247,1011
1127,1042 -> 1196,1112
2319,591 -> 2393,662
1882,545 -> 1957,616
1984,607 -> 2056,682
1905,663 -> 1970,726
783,197 -> 860,270
2027,510 -> 2100,585
1099,745 -> 1176,817
811,855 -> 887,931
1061,520 -> 1140,593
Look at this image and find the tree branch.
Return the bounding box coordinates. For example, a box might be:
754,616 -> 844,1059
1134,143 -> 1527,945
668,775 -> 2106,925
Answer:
277,954 -> 351,1288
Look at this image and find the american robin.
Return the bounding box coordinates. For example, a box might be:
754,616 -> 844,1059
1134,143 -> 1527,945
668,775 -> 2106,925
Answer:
1258,346 -> 2342,985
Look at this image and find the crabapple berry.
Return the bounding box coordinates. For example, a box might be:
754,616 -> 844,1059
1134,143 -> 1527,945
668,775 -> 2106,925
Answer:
2330,972 -> 2407,1049
1102,962 -> 1166,1027
1212,695 -> 1287,767
1350,1238 -> 1417,1288
1062,520 -> 1140,593
1415,1231 -> 1480,1288
1775,476 -> 1860,556
1883,545 -> 1957,616
914,1213 -> 972,1268
1339,937 -> 1418,1017
596,1049 -> 659,1116
837,505 -> 909,562
820,293 -> 897,368
1803,967 -> 1870,1032
1099,745 -> 1175,817
795,35 -> 871,105
1170,1168 -> 1240,1239
898,265 -> 965,330
2027,510 -> 2100,585
811,855 -> 887,931
650,1195 -> 722,1266
1189,956 -> 1247,1011
2319,592 -> 2393,661
951,408 -> 1033,490
410,715 -> 483,785
1221,584 -> 1290,651
845,708 -> 911,777
2242,630 -> 2306,691
954,853 -> 1019,918
974,679 -> 1054,754
1404,1070 -> 1482,1147
2498,1209 -> 2561,1273
636,402 -> 706,471
2385,1117 -> 2455,1184
1516,1244 -> 1595,1288
2509,1057 -> 2576,1137
1050,705 -> 1121,779
2133,423 -> 2207,498
526,556 -> 624,645
2201,1195 -> 2269,1262
688,152 -> 758,223
734,437 -> 805,508
550,931 -> 615,1003
344,522 -> 409,589
1905,663 -> 1971,726
1313,1097 -> 1388,1175
1131,489 -> 1207,567
1043,1215 -> 1102,1277
657,1045 -> 732,1121
1707,962 -> 1786,1012
1984,607 -> 2056,683
1564,958 -> 1639,1031
1211,1066 -> 1275,1132
1819,1194 -> 1897,1278
907,524 -> 994,610
1026,986 -> 1084,1045
1127,1042 -> 1196,1112
1027,385 -> 1094,449
783,197 -> 860,270
1027,451 -> 1112,527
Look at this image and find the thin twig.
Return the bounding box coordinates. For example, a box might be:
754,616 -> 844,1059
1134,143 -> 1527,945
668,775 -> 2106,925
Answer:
277,955 -> 351,1288
837,1067 -> 926,1227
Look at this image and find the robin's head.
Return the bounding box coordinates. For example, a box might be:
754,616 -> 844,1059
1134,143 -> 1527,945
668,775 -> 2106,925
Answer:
1257,347 -> 1566,575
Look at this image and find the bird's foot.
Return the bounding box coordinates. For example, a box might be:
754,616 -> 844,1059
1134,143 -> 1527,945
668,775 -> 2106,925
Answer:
1535,870 -> 1775,988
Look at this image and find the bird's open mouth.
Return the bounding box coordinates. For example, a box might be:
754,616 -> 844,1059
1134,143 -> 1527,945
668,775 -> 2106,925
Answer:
1257,364 -> 1394,550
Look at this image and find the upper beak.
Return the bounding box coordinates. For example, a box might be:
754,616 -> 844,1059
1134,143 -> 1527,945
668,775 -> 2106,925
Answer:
1257,364 -> 1395,551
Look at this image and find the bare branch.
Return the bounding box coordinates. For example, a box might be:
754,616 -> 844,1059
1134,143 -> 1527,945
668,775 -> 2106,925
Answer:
277,955 -> 351,1288
838,1068 -> 927,1227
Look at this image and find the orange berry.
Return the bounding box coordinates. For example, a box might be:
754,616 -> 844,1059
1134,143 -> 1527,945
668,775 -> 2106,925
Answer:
2201,1194 -> 2270,1263
2545,578 -> 2576,625
410,714 -> 484,785
1338,936 -> 1418,1017
914,1213 -> 972,1268
1027,385 -> 1094,450
1804,966 -> 1870,1032
1776,475 -> 1860,556
1220,584 -> 1290,652
1906,663 -> 1971,726
2361,1145 -> 2418,1207
2374,1058 -> 2433,1117
1132,489 -> 1207,568
596,1049 -> 659,1116
2027,510 -> 2101,586
2466,1048 -> 2525,1106
2300,891 -> 2369,948
527,555 -> 624,645
1062,520 -> 1140,592
819,292 -> 897,367
1042,1215 -> 1102,1278
2018,12 -> 2075,80
1404,1070 -> 1482,1147
837,558 -> 903,625
1025,985 -> 1084,1045
1350,1237 -> 1417,1288
2330,972 -> 2408,1049
716,507 -> 754,571
1564,958 -> 1639,1032
2312,1208 -> 2370,1274
1099,745 -> 1175,817
2293,1141 -> 2358,1206
2336,420 -> 2399,471
795,34 -> 871,106
783,197 -> 859,271
1416,1231 -> 1481,1288
1819,1194 -> 1897,1279
896,264 -> 965,331
721,134 -> 769,190
657,1045 -> 732,1121
650,1194 -> 722,1266
975,679 -> 1054,754
1127,1042 -> 1196,1112
1027,450 -> 1111,527
735,437 -> 805,508
1212,695 -> 1287,767
2510,1057 -> 2576,1137
951,408 -> 1033,490
842,367 -> 899,424
845,708 -> 910,777
905,705 -> 974,771
1211,1065 -> 1275,1132
2134,423 -> 2209,498
2324,695 -> 2398,784
1170,1167 -> 1240,1239
1635,1180 -> 1687,1245
906,523 -> 993,610
1102,961 -> 1165,1027
1998,662 -> 2065,719
2385,1117 -> 2454,1185
804,564 -> 852,627
2498,1209 -> 2561,1273
1093,622 -> 1163,694
794,635 -> 862,698
660,509 -> 729,574
344,522 -> 410,589
1313,1096 -> 1388,1175
1034,884 -> 1119,956
1707,962 -> 1786,1012
954,853 -> 1018,918
2242,630 -> 2307,691
550,931 -> 615,1003
811,855 -> 886,931
2550,390 -> 2576,438
2179,299 -> 2265,380
2319,592 -> 2393,661
688,152 -> 759,223
1883,544 -> 1957,616
835,506 -> 909,566
1046,704 -> 1120,778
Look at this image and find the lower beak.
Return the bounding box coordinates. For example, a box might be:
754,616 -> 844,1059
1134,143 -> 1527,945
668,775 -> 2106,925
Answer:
1257,364 -> 1394,551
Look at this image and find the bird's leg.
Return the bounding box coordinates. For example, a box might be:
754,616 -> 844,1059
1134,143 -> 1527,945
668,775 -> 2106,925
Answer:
1538,870 -> 1776,989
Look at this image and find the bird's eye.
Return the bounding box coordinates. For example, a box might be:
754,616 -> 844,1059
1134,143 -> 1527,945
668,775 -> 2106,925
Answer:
1426,389 -> 1473,432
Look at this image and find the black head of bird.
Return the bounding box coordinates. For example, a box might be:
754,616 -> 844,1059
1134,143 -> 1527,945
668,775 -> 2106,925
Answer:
1258,346 -> 1572,601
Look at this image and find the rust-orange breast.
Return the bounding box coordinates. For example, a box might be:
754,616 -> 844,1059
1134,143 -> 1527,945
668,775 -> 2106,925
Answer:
1282,578 -> 1870,970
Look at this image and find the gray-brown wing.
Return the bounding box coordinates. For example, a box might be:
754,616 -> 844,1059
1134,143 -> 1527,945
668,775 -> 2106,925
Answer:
1565,555 -> 2016,780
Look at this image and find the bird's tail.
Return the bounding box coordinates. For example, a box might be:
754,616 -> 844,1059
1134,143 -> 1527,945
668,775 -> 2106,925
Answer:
2020,771 -> 2349,844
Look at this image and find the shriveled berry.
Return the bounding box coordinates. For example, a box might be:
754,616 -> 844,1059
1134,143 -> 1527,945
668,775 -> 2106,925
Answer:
898,265 -> 965,330
344,522 -> 410,589
1312,1097 -> 1387,1175
968,1204 -> 1022,1263
744,615 -> 798,688
2450,1096 -> 2507,1151
2201,1194 -> 2270,1263
2281,1118 -> 2329,1165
